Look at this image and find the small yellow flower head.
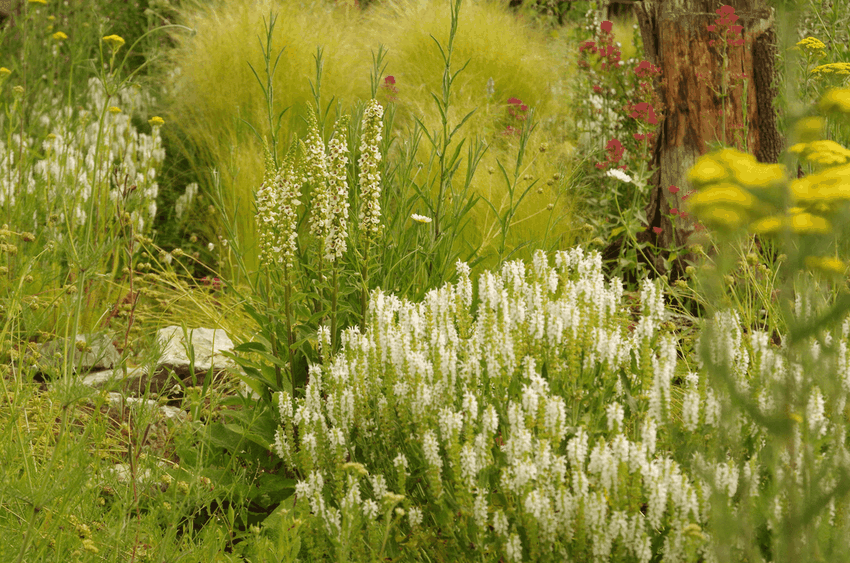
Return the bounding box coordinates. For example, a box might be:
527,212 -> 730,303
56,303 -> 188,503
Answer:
792,116 -> 825,144
108,106 -> 121,114
46,133 -> 56,140
794,37 -> 827,58
687,152 -> 731,187
52,31 -> 68,40
28,0 -> 47,4
687,183 -> 756,210
790,164 -> 850,206
750,211 -> 832,236
804,255 -> 847,277
811,62 -> 850,78
788,139 -> 850,168
0,68 -> 11,81
691,205 -> 747,231
12,85 -> 24,96
47,15 -> 55,21
819,88 -> 850,115
102,34 -> 126,53
148,116 -> 165,127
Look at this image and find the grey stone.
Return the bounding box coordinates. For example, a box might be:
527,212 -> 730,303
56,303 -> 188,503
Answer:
155,326 -> 240,377
32,331 -> 120,376
142,325 -> 244,394
82,365 -> 148,391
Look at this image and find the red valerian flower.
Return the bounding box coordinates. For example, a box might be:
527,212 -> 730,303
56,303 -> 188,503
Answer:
580,40 -> 598,54
635,60 -> 661,78
668,185 -> 680,194
600,20 -> 613,33
653,227 -> 663,234
605,138 -> 625,163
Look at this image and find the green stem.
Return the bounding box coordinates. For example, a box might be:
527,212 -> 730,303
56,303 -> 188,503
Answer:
267,268 -> 282,390
361,243 -> 370,329
330,264 -> 338,355
283,263 -> 294,388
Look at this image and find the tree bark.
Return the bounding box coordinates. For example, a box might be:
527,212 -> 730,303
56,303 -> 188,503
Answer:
609,0 -> 782,283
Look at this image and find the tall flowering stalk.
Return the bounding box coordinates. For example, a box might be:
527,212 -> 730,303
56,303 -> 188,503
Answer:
256,138 -> 302,389
302,104 -> 351,355
304,103 -> 332,276
326,114 -> 351,353
358,98 -> 384,324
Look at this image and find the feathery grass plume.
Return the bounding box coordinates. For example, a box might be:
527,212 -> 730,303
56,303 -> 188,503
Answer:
358,98 -> 384,241
325,114 -> 351,262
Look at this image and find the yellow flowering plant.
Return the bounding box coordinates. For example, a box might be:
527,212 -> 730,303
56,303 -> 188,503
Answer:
685,87 -> 850,347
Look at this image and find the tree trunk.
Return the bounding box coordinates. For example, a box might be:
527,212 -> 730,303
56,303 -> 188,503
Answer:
612,0 -> 782,283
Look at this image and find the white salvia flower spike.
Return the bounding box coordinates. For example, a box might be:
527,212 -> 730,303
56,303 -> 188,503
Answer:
358,98 -> 384,241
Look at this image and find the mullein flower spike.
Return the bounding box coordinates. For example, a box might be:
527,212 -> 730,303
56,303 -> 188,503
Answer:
358,99 -> 384,241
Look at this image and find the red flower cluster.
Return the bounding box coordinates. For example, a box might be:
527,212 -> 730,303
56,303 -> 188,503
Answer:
634,60 -> 661,79
579,21 -> 622,72
595,138 -> 628,170
507,97 -> 529,120
625,102 -> 658,125
708,5 -> 745,47
381,75 -> 399,102
632,132 -> 655,148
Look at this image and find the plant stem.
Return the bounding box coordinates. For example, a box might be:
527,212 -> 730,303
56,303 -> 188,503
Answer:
283,263 -> 294,388
330,264 -> 338,354
267,268 -> 282,390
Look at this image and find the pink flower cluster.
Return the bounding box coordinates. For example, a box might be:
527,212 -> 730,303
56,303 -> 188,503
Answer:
595,139 -> 628,170
381,75 -> 399,103
707,5 -> 745,47
502,97 -> 529,137
578,20 -> 622,72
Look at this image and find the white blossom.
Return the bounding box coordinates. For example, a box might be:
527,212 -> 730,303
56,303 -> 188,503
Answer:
605,168 -> 633,183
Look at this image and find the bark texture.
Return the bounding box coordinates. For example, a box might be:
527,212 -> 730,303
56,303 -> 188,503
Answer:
605,0 -> 783,284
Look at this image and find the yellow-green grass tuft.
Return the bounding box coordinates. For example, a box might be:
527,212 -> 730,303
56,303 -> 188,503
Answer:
158,0 -> 585,273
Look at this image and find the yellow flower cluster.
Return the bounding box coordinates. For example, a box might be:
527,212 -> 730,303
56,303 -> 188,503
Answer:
102,35 -> 126,55
819,88 -> 850,115
52,31 -> 68,40
811,62 -> 850,77
794,37 -> 827,59
789,164 -> 850,211
787,140 -> 850,168
686,88 -> 850,279
685,149 -> 785,230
